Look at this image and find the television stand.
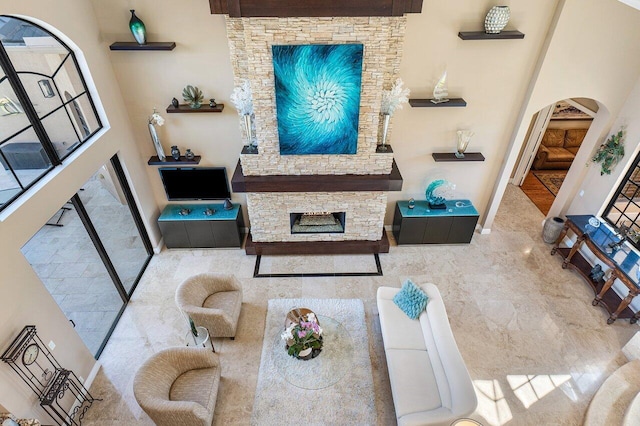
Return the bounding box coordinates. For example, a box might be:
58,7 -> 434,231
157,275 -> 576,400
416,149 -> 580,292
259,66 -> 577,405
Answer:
158,203 -> 244,248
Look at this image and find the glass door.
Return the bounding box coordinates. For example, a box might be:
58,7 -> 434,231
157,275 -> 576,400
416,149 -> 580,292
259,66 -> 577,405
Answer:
21,155 -> 152,357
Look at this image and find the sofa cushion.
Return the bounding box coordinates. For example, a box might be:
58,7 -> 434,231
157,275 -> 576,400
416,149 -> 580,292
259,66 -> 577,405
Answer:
386,348 -> 442,418
378,288 -> 427,350
393,279 -> 429,320
565,129 -> 587,148
541,129 -> 566,147
545,147 -> 575,162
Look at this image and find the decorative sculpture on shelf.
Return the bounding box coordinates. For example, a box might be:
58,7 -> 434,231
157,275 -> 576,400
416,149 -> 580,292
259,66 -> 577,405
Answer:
230,80 -> 257,152
148,108 -> 166,161
431,71 -> 449,104
456,130 -> 474,158
129,10 -> 146,45
182,85 -> 204,109
380,78 -> 410,151
425,179 -> 455,209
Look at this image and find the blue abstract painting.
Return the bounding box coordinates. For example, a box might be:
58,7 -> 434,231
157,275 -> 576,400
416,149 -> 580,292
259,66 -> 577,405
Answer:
272,44 -> 364,155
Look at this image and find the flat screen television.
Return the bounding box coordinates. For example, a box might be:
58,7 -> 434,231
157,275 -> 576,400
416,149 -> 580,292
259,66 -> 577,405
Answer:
159,167 -> 231,201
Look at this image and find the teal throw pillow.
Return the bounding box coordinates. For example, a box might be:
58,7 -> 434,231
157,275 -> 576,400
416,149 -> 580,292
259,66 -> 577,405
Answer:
393,279 -> 429,320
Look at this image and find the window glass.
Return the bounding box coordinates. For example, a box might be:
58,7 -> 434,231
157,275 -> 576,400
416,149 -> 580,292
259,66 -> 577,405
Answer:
17,73 -> 63,118
65,93 -> 99,141
0,127 -> 52,189
603,159 -> 640,246
40,106 -> 81,157
0,78 -> 31,142
54,56 -> 86,98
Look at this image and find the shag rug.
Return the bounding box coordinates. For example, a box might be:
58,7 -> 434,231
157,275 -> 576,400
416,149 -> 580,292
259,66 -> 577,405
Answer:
533,171 -> 567,196
251,298 -> 376,425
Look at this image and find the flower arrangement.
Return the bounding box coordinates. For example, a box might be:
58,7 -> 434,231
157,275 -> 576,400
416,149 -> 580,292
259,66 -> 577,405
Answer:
592,128 -> 625,176
148,108 -> 164,126
381,78 -> 410,116
230,80 -> 254,116
281,310 -> 323,359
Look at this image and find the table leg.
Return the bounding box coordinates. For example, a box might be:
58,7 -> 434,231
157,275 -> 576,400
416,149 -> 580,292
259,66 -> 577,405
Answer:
608,290 -> 639,325
551,223 -> 570,255
563,234 -> 586,269
593,271 -> 616,306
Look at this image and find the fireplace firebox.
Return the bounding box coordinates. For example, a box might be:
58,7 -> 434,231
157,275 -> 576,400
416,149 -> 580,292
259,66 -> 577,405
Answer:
290,212 -> 346,234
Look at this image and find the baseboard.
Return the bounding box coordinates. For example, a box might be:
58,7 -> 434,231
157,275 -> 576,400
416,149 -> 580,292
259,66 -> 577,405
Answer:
84,360 -> 101,389
153,237 -> 164,254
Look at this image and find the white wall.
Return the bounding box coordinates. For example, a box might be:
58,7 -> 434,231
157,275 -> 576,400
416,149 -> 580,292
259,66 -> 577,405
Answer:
0,0 -> 158,420
483,0 -> 640,231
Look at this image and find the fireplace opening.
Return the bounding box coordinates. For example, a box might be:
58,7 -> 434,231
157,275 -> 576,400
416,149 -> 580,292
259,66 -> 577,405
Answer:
290,212 -> 346,234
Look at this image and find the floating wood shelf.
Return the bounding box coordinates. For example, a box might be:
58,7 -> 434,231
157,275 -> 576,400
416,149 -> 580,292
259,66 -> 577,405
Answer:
109,42 -> 176,51
209,0 -> 423,17
240,146 -> 259,155
409,98 -> 467,108
147,155 -> 201,165
166,104 -> 224,113
432,153 -> 485,162
458,31 -> 525,40
376,145 -> 394,153
231,159 -> 403,192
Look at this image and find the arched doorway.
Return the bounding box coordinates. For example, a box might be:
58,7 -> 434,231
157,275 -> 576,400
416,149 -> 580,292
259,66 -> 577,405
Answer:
513,98 -> 597,215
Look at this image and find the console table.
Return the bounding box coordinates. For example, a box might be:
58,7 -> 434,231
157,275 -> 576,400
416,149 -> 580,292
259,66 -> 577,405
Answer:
158,203 -> 244,248
392,199 -> 479,244
551,215 -> 640,324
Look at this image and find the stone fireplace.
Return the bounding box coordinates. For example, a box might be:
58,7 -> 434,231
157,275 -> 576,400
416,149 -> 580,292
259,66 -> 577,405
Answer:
226,16 -> 408,253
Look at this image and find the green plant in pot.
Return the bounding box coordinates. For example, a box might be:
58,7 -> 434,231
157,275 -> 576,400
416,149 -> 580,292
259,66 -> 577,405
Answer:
592,128 -> 625,175
182,85 -> 204,109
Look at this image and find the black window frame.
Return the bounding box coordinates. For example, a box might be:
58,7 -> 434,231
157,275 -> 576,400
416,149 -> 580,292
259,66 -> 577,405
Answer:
603,151 -> 640,249
0,15 -> 102,212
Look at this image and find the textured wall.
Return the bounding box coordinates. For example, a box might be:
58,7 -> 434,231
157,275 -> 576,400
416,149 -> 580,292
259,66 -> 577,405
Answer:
247,192 -> 388,241
227,16 -> 405,176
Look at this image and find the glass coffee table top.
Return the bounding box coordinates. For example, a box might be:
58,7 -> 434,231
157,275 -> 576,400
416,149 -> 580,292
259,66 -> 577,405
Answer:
272,314 -> 354,390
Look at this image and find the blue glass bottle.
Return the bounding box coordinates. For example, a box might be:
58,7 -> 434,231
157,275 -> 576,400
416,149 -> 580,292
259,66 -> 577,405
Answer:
129,10 -> 146,45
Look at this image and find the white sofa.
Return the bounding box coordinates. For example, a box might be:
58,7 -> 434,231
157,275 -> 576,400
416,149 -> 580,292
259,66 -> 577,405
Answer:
377,283 -> 477,426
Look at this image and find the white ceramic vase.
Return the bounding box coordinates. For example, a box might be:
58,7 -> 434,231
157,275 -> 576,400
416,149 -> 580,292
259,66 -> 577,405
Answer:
380,113 -> 391,151
485,6 -> 510,34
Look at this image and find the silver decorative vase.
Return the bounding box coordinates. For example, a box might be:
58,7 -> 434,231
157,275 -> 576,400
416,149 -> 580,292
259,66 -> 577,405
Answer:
148,122 -> 165,161
243,114 -> 255,152
542,217 -> 565,244
485,6 -> 510,34
380,113 -> 391,151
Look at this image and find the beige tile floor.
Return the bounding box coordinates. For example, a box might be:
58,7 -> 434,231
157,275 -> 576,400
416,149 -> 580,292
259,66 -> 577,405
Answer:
82,185 -> 638,425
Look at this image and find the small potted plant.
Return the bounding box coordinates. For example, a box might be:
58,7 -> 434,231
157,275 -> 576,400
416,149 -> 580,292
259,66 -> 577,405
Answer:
281,309 -> 323,360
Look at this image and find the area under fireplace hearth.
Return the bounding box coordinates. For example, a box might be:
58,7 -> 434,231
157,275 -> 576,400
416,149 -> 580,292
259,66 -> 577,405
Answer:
290,212 -> 346,234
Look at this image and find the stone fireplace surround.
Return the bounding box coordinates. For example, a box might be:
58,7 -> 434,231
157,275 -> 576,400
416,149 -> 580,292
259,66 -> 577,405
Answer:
226,16 -> 407,251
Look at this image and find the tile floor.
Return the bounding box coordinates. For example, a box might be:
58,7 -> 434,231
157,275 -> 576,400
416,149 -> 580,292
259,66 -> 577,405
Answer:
82,184 -> 638,425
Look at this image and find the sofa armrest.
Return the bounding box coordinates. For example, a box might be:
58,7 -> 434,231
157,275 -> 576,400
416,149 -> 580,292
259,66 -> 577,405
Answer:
533,145 -> 550,170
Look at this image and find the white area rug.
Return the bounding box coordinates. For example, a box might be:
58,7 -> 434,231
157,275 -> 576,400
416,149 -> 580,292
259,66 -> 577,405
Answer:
251,298 -> 376,425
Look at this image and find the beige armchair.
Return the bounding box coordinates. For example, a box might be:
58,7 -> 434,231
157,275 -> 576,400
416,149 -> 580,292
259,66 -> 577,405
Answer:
176,273 -> 243,339
133,347 -> 220,426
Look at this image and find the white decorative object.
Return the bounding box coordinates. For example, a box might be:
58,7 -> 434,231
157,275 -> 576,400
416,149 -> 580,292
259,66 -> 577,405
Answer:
431,71 -> 449,104
456,130 -> 474,158
148,108 -> 166,161
380,78 -> 410,150
485,6 -> 511,34
231,80 -> 256,151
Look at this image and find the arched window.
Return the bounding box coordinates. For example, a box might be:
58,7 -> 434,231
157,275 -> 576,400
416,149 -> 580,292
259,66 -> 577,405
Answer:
0,16 -> 102,211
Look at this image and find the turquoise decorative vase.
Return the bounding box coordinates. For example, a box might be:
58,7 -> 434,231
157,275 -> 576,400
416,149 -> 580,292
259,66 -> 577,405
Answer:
129,10 -> 146,45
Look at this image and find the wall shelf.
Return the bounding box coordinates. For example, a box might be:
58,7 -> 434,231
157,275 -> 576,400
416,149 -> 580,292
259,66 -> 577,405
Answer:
458,31 -> 525,40
148,155 -> 201,165
166,104 -> 224,113
432,153 -> 485,162
409,98 -> 467,108
109,42 -> 176,51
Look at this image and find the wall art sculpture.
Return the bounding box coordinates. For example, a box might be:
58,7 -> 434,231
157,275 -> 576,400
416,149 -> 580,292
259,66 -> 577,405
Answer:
272,44 -> 364,155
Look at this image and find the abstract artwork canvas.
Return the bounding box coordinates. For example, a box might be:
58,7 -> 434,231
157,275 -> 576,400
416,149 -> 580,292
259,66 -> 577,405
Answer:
272,44 -> 364,155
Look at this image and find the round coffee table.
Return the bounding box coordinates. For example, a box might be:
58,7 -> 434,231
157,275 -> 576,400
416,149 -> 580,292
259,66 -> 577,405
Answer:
272,314 -> 354,390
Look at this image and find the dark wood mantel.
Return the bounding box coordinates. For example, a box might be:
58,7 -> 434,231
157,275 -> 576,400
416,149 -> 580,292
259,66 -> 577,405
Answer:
209,0 -> 423,17
231,159 -> 403,193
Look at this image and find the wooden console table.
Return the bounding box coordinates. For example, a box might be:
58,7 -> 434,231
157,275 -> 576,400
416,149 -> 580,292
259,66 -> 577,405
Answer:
551,215 -> 640,324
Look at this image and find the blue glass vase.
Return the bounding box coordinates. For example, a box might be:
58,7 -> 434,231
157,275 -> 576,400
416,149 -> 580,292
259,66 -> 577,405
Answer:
129,10 -> 146,45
